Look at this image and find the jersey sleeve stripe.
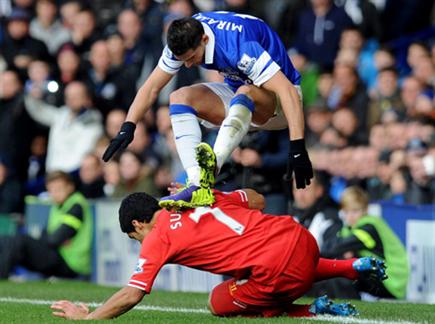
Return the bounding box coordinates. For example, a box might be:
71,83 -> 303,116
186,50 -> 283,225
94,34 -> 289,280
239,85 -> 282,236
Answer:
236,190 -> 248,202
130,279 -> 148,286
128,280 -> 148,290
158,56 -> 181,74
128,283 -> 147,291
248,51 -> 271,82
253,61 -> 281,86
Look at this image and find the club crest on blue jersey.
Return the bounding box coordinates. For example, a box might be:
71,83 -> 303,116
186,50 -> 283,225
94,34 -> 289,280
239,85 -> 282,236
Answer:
237,54 -> 256,74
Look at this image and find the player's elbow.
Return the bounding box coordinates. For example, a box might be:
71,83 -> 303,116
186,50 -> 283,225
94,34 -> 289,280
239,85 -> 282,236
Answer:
252,194 -> 266,211
244,189 -> 265,210
123,287 -> 146,306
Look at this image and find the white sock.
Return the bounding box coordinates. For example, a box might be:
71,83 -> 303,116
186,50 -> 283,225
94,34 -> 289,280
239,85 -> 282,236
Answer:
213,94 -> 254,171
170,105 -> 202,186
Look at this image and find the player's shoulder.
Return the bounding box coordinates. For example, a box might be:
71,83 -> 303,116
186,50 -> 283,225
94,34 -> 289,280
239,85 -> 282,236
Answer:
212,189 -> 248,203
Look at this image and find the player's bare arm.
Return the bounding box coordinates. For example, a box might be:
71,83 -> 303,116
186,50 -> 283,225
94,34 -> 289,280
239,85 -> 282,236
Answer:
261,71 -> 313,188
51,286 -> 145,320
125,66 -> 174,124
241,188 -> 265,210
261,70 -> 304,141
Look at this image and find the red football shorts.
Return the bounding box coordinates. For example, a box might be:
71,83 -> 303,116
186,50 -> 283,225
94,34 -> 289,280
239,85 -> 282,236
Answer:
209,228 -> 319,316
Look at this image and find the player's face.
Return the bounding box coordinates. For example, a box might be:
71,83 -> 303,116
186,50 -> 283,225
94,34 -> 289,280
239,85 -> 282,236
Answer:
175,35 -> 207,68
127,231 -> 144,243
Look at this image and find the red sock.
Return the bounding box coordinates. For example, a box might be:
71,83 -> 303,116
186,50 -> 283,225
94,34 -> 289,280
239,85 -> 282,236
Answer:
315,258 -> 359,281
285,304 -> 314,317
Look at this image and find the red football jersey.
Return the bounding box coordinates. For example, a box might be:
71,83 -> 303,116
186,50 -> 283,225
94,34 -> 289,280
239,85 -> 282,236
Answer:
128,190 -> 304,293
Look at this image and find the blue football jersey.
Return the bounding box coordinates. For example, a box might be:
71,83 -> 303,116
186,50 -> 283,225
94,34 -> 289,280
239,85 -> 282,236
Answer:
158,11 -> 301,91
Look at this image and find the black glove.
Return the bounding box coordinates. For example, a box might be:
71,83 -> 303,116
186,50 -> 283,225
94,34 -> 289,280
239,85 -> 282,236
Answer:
102,122 -> 136,162
285,139 -> 313,189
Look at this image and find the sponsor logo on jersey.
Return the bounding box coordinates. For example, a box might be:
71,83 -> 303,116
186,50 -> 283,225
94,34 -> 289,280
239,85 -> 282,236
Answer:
237,54 -> 256,75
134,258 -> 147,274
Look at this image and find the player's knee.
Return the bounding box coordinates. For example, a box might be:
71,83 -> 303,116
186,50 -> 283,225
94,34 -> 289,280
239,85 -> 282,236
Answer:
169,87 -> 197,107
207,292 -> 219,316
235,85 -> 255,97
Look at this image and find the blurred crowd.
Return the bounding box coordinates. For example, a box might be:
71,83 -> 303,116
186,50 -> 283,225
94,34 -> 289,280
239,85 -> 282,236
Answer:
0,0 -> 434,219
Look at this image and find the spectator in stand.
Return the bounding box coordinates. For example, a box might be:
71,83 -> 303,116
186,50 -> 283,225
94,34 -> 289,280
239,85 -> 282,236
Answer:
219,0 -> 265,19
112,150 -> 159,198
25,134 -> 47,196
331,107 -> 365,146
413,91 -> 435,120
117,9 -> 146,70
339,0 -> 381,40
24,59 -> 59,106
289,174 -> 342,255
319,126 -> 348,149
29,0 -> 71,55
70,9 -> 100,58
105,109 -> 127,139
13,0 -> 35,15
24,81 -> 103,173
388,166 -> 409,204
0,70 -> 38,182
412,56 -> 435,93
59,0 -> 81,31
405,138 -> 434,204
323,186 -> 409,299
406,41 -> 431,72
305,105 -> 332,148
0,171 -> 93,280
127,120 -> 160,172
275,0 -> 307,48
231,130 -> 289,214
84,40 -> 124,115
78,153 -> 105,199
328,63 -> 370,141
368,67 -> 405,128
0,157 -> 22,214
366,149 -> 392,201
293,0 -> 353,70
123,0 -> 164,60
288,49 -> 319,107
0,8 -> 50,78
106,32 -> 140,107
52,45 -> 84,105
400,76 -> 424,117
102,160 -> 120,197
315,70 -> 334,106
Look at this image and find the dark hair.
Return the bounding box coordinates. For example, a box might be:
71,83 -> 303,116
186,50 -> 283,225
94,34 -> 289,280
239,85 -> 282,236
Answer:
167,17 -> 204,56
45,170 -> 75,186
119,192 -> 160,233
378,66 -> 398,76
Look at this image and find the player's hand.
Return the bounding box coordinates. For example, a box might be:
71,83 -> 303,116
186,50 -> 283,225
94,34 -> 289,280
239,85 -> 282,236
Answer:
102,122 -> 136,162
51,300 -> 89,320
167,182 -> 184,195
286,139 -> 313,189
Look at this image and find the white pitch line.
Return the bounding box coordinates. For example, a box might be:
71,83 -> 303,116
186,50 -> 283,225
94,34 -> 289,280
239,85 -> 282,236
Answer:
0,297 -> 209,313
0,297 -> 424,324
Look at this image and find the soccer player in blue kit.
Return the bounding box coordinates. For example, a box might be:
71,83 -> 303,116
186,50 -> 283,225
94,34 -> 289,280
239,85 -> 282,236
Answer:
103,11 -> 313,209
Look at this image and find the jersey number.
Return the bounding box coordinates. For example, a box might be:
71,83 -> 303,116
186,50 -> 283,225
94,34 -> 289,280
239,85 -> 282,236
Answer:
189,207 -> 245,235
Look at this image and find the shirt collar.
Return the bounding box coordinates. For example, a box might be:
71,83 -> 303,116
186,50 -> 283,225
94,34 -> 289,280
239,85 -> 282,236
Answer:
201,22 -> 215,64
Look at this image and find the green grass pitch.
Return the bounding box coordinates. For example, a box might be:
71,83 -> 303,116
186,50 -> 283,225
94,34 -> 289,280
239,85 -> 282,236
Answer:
0,280 -> 433,323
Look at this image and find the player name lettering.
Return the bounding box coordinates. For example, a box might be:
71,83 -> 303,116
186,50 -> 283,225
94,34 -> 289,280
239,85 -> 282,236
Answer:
195,13 -> 243,32
169,213 -> 182,230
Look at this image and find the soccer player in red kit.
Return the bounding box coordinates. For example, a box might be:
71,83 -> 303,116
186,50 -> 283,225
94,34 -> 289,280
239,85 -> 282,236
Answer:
51,188 -> 386,320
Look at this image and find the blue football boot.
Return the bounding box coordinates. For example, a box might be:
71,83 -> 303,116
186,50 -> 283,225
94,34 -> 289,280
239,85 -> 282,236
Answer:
309,295 -> 359,316
353,257 -> 388,281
